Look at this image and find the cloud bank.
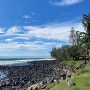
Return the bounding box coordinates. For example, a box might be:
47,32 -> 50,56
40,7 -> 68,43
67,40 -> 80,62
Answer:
0,21 -> 84,56
50,0 -> 84,6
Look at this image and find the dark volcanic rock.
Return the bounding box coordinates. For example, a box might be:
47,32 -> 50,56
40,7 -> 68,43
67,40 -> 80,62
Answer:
0,60 -> 67,90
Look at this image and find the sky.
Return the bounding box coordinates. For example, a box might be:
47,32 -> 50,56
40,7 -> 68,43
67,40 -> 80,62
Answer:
0,0 -> 90,57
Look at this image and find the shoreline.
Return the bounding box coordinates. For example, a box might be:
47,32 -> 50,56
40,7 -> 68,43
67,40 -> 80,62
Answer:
0,60 -> 67,90
0,58 -> 56,66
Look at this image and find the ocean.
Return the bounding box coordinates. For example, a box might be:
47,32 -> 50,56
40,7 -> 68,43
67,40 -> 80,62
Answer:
0,57 -> 56,79
0,57 -> 56,66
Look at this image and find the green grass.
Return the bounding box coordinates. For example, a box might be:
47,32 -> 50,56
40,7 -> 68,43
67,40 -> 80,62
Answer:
45,62 -> 90,90
63,60 -> 83,67
45,83 -> 57,90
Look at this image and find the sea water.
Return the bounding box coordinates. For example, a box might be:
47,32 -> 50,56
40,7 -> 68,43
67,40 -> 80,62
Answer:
0,57 -> 55,79
0,57 -> 56,66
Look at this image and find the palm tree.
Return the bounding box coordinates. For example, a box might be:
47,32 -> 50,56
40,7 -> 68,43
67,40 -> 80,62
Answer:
82,13 -> 90,61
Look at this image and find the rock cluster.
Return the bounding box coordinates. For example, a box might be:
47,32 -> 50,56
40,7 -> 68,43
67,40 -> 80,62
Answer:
0,60 -> 68,90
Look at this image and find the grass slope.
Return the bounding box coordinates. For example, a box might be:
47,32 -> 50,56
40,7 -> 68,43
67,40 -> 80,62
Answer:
45,61 -> 90,90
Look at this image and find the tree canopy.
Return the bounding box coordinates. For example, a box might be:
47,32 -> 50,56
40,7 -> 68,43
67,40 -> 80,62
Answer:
50,13 -> 90,61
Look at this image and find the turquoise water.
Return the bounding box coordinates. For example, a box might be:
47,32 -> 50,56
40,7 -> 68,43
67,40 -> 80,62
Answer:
0,57 -> 56,65
0,57 -> 56,79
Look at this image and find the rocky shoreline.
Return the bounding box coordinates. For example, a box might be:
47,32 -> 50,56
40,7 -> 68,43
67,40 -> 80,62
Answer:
0,60 -> 74,90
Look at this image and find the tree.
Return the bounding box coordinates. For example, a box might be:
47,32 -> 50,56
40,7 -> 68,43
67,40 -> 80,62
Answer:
68,45 -> 80,60
50,13 -> 90,61
50,45 -> 69,60
82,13 -> 90,45
81,13 -> 90,61
69,27 -> 76,46
50,47 -> 58,59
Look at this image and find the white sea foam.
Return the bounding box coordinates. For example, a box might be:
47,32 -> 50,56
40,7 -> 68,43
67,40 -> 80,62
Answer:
0,58 -> 56,66
0,60 -> 22,65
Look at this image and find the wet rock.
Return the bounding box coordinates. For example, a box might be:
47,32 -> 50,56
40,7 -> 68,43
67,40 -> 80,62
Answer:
0,60 -> 70,89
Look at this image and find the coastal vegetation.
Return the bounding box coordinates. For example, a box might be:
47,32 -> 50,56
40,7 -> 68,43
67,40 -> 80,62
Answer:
50,13 -> 90,61
45,62 -> 90,90
47,12 -> 90,90
0,12 -> 90,90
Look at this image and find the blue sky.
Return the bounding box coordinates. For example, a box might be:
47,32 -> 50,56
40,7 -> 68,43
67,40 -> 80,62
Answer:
0,0 -> 89,57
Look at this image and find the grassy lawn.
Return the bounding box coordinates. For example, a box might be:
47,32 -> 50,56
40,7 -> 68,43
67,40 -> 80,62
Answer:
62,60 -> 83,67
45,61 -> 90,90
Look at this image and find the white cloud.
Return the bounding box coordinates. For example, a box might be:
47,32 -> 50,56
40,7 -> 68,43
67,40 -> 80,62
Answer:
15,37 -> 30,40
0,41 -> 56,52
23,15 -> 32,19
50,0 -> 84,6
0,21 -> 84,43
0,28 -> 5,33
1,21 -> 84,42
24,22 -> 84,42
0,42 -> 21,51
6,26 -> 21,35
5,39 -> 13,42
0,21 -> 85,53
